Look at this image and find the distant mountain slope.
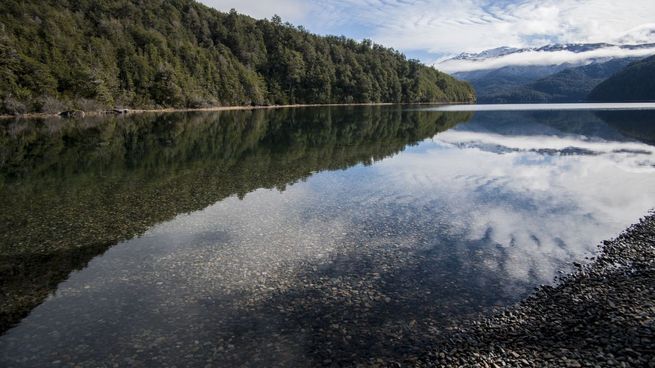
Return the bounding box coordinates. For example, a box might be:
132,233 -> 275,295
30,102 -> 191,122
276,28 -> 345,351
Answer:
0,0 -> 474,114
455,64 -> 573,103
455,58 -> 638,103
588,55 -> 655,102
441,40 -> 655,103
532,59 -> 632,91
526,58 -> 639,102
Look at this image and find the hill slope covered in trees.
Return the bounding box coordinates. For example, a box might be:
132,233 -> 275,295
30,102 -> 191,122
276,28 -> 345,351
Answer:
455,58 -> 638,103
0,0 -> 475,114
588,55 -> 655,102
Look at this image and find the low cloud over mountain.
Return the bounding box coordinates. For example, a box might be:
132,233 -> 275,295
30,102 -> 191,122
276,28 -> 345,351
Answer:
438,42 -> 655,73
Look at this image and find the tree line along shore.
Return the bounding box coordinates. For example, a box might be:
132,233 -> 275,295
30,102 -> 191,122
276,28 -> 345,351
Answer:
0,0 -> 475,116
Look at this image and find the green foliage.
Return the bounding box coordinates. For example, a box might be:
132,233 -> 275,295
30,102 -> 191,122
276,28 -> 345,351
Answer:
588,55 -> 655,102
0,0 -> 474,114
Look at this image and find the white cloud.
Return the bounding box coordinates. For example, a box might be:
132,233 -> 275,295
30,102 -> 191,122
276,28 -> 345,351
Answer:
197,0 -> 655,63
437,45 -> 655,73
616,23 -> 655,44
366,0 -> 655,54
198,0 -> 311,23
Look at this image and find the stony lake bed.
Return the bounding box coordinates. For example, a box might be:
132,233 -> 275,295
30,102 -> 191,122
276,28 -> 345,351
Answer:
1,105 -> 655,367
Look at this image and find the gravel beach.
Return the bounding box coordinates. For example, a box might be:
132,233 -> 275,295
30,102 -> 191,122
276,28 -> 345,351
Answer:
416,213 -> 655,368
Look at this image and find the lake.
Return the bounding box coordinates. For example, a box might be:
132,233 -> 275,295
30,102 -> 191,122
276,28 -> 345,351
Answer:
1,105 -> 654,366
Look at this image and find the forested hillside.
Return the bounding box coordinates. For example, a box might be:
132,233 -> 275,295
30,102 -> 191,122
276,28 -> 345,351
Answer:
588,55 -> 655,102
457,58 -> 637,103
0,0 -> 475,114
526,58 -> 637,102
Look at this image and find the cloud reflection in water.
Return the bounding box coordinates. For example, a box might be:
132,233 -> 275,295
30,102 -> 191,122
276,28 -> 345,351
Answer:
2,109 -> 655,366
373,127 -> 655,286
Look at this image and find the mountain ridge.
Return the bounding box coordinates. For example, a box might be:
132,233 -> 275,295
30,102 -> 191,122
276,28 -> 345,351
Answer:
459,57 -> 639,103
447,42 -> 655,64
589,55 -> 655,102
441,40 -> 655,103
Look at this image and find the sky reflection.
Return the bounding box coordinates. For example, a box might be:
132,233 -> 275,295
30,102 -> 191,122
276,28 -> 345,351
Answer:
1,108 -> 654,366
374,125 -> 655,284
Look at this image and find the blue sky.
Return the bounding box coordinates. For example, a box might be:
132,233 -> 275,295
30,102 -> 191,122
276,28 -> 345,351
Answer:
199,0 -> 655,65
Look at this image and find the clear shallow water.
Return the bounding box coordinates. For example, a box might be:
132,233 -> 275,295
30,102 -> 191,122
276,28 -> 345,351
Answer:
1,106 -> 654,366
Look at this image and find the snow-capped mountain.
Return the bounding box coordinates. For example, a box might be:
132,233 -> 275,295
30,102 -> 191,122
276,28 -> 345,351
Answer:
438,42 -> 655,73
450,47 -> 520,61
440,24 -> 655,72
439,38 -> 655,104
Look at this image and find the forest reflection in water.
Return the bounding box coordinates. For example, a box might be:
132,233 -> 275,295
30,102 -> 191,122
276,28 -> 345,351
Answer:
1,106 -> 654,366
0,106 -> 470,333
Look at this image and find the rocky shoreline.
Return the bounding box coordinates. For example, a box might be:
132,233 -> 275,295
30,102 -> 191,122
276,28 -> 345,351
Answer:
415,213 -> 655,367
0,101 -> 480,120
0,103 -> 398,120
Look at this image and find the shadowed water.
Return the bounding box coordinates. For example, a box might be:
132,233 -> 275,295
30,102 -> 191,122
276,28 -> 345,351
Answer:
1,105 -> 654,366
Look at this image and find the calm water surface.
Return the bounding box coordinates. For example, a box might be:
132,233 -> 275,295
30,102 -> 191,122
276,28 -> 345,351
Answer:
1,105 -> 654,366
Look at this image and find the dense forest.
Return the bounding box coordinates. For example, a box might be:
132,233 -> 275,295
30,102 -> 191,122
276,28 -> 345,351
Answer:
0,0 -> 475,114
588,55 -> 655,102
